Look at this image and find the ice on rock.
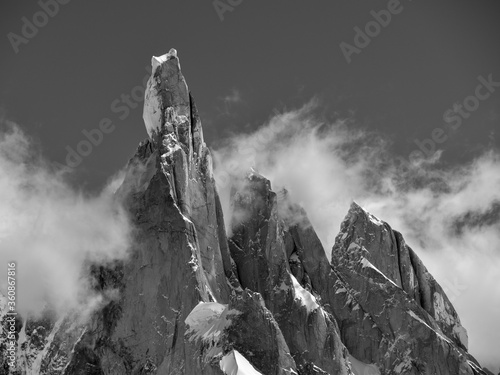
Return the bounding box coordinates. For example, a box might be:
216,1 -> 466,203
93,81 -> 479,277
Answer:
291,275 -> 320,313
143,72 -> 163,139
185,302 -> 242,361
347,201 -> 385,227
367,212 -> 384,226
360,257 -> 399,288
219,350 -> 263,375
143,48 -> 189,139
185,302 -> 227,341
408,310 -> 451,344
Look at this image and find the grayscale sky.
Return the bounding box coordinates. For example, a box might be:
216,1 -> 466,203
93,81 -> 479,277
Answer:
1,1 -> 499,188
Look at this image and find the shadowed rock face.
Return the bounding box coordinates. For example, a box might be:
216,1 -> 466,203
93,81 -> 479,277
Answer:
0,50 -> 492,375
228,174 -> 351,374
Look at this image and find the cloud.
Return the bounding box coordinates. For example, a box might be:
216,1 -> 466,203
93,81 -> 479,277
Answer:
213,99 -> 385,243
212,100 -> 500,371
0,121 -> 132,319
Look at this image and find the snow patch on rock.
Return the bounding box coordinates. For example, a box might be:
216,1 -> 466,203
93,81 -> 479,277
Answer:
350,201 -> 384,227
360,257 -> 398,288
151,48 -> 178,73
408,310 -> 451,344
185,302 -> 241,361
290,275 -> 320,313
367,212 -> 384,226
219,350 -> 263,375
185,302 -> 227,341
143,75 -> 162,139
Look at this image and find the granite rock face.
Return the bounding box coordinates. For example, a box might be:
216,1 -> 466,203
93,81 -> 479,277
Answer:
0,50 -> 491,374
228,174 -> 352,374
325,203 -> 482,374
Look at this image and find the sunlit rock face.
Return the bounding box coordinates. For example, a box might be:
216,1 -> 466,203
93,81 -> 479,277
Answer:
325,202 -> 479,374
0,50 -> 491,375
143,48 -> 191,140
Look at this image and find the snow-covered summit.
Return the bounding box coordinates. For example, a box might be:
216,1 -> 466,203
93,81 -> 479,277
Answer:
151,48 -> 178,73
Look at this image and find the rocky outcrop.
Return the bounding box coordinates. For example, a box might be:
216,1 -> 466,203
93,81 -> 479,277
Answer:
333,202 -> 468,348
326,202 -> 482,374
228,174 -> 352,374
228,176 -> 488,375
0,49 -> 491,375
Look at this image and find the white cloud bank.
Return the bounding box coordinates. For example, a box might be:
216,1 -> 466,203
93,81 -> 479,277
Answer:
0,121 -> 132,319
212,100 -> 500,371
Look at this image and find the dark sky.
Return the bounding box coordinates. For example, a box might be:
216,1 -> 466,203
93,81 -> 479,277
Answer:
1,0 -> 500,190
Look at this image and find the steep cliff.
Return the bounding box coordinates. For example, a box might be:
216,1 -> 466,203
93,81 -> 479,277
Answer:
0,49 -> 491,375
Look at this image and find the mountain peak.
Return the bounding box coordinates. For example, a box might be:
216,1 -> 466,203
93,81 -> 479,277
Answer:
345,200 -> 385,228
2,49 -> 490,375
143,48 -> 191,140
151,48 -> 178,72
